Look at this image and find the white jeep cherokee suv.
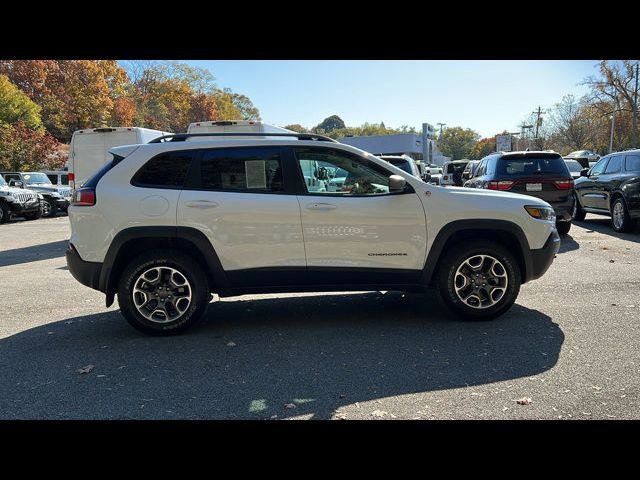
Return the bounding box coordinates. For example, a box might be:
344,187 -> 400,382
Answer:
66,132 -> 560,335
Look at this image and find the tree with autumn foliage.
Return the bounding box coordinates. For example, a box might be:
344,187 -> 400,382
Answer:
0,74 -> 43,131
0,121 -> 65,171
470,135 -> 497,159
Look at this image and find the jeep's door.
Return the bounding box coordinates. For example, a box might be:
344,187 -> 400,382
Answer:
291,146 -> 427,285
177,146 -> 306,286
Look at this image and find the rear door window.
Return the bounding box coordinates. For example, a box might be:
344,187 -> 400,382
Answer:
604,155 -> 623,174
496,155 -> 568,176
198,147 -> 284,193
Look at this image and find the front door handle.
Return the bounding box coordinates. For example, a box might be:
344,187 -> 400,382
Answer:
307,203 -> 337,210
186,200 -> 219,209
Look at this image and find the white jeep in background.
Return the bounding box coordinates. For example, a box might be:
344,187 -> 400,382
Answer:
66,123 -> 560,335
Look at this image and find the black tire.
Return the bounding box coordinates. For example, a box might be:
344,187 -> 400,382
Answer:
0,202 -> 9,224
571,191 -> 586,221
556,221 -> 571,236
117,249 -> 210,336
435,240 -> 521,321
41,197 -> 58,218
611,197 -> 635,233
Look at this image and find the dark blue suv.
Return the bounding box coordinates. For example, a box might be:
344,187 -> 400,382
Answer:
464,151 -> 575,235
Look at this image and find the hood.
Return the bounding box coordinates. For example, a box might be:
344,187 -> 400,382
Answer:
0,186 -> 40,196
429,184 -> 551,208
25,184 -> 61,194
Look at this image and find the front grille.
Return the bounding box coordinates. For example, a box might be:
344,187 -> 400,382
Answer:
14,192 -> 37,203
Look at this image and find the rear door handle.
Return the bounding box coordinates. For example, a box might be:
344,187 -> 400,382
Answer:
186,200 -> 219,209
307,203 -> 337,210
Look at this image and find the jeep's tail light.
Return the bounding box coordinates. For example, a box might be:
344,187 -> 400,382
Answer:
68,172 -> 75,189
487,181 -> 514,190
553,179 -> 574,190
72,187 -> 95,206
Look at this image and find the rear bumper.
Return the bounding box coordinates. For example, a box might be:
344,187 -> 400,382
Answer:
66,243 -> 103,291
553,205 -> 573,222
526,228 -> 561,282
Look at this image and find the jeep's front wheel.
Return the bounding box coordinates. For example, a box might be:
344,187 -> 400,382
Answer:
41,198 -> 58,218
436,241 -> 521,321
118,249 -> 210,335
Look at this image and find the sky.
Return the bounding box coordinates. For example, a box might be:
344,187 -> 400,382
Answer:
175,60 -> 599,138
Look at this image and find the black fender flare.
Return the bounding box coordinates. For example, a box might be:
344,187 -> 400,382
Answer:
100,226 -> 230,306
420,219 -> 533,285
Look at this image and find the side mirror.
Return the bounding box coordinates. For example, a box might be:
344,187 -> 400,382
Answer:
389,175 -> 406,192
10,180 -> 23,188
580,168 -> 589,177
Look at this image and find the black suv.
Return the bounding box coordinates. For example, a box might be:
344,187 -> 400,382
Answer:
572,149 -> 640,232
464,151 -> 574,235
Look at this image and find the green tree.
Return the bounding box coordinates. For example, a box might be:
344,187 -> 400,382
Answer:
284,124 -> 307,133
315,115 -> 345,133
0,75 -> 43,131
437,127 -> 480,159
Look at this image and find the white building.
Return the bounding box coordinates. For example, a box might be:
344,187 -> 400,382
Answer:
338,133 -> 450,166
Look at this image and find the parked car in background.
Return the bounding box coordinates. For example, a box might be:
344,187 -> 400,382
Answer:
463,151 -> 574,235
572,149 -> 640,232
462,160 -> 480,181
563,159 -> 583,179
380,155 -> 422,179
422,163 -> 443,185
0,171 -> 70,217
441,160 -> 470,186
564,150 -> 600,169
69,127 -> 171,190
0,175 -> 42,223
41,170 -> 70,187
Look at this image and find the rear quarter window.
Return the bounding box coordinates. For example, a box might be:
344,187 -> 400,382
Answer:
625,154 -> 640,172
131,151 -> 194,189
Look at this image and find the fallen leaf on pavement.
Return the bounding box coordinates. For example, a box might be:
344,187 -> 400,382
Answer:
226,341 -> 236,347
77,365 -> 94,374
371,410 -> 388,417
609,259 -> 615,263
516,397 -> 532,405
591,386 -> 602,391
284,403 -> 297,409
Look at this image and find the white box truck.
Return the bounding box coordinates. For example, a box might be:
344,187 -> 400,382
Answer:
69,127 -> 171,189
186,120 -> 294,140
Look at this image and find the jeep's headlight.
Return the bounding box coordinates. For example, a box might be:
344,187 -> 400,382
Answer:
50,192 -> 62,198
37,193 -> 44,200
524,205 -> 556,222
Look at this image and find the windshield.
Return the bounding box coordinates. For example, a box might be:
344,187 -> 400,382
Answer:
564,160 -> 582,172
0,176 -> 7,187
388,159 -> 413,174
23,173 -> 52,185
497,155 -> 569,175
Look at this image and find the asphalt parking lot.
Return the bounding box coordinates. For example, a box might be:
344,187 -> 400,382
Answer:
1,214 -> 639,420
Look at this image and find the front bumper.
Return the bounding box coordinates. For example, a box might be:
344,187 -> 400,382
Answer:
527,228 -> 561,282
66,243 -> 102,291
56,198 -> 70,210
8,199 -> 41,215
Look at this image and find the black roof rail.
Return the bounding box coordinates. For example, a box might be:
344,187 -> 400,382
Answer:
149,132 -> 339,143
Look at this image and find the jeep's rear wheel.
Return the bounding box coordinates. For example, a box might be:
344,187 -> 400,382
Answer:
41,198 -> 58,218
118,249 -> 210,335
436,241 -> 521,321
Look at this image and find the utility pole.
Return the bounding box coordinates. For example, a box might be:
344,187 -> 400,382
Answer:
532,106 -> 545,140
519,122 -> 533,150
609,110 -> 616,153
437,122 -> 446,139
633,62 -> 639,147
